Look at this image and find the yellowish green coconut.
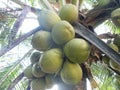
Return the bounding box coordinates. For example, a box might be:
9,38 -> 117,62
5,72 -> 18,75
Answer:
38,48 -> 63,74
59,4 -> 78,23
60,60 -> 82,85
30,52 -> 41,64
31,78 -> 45,90
110,60 -> 120,72
24,65 -> 33,79
37,9 -> 61,31
31,30 -> 53,51
52,20 -> 75,45
64,38 -> 90,64
45,74 -> 55,89
111,8 -> 120,28
32,62 -> 45,78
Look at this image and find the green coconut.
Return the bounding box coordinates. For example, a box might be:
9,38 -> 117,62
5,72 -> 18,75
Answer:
111,8 -> 120,28
32,62 -> 45,78
38,48 -> 63,74
37,9 -> 61,31
45,74 -> 55,89
52,20 -> 75,45
30,51 -> 41,64
102,55 -> 110,65
113,36 -> 120,50
63,38 -> 90,64
31,30 -> 53,51
60,60 -> 82,85
31,78 -> 46,90
59,4 -> 78,23
24,65 -> 33,79
109,60 -> 120,72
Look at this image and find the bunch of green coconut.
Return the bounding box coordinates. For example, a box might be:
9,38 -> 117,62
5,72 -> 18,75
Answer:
23,4 -> 91,90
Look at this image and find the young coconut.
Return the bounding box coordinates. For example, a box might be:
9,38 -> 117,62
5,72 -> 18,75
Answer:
24,65 -> 34,79
32,62 -> 45,78
52,20 -> 75,45
37,9 -> 61,31
60,60 -> 83,85
30,51 -> 41,64
59,4 -> 78,23
111,8 -> 120,28
31,30 -> 53,51
38,48 -> 64,74
31,78 -> 46,90
109,60 -> 120,72
45,74 -> 55,89
63,38 -> 91,64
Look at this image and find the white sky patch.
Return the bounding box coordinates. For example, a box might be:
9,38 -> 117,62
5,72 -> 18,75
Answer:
95,23 -> 111,35
0,0 -> 8,8
18,12 -> 39,34
87,78 -> 92,90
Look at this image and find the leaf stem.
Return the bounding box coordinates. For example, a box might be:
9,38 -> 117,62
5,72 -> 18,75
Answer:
7,72 -> 24,90
8,6 -> 31,44
0,26 -> 42,57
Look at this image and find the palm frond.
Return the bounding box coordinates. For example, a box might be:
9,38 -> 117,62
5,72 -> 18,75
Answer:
0,49 -> 33,90
105,20 -> 120,34
91,62 -> 117,90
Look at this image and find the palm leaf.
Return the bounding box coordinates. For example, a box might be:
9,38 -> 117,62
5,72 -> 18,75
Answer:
0,49 -> 33,90
91,62 -> 117,90
105,20 -> 120,34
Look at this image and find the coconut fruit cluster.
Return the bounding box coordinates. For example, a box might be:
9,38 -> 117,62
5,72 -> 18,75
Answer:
24,4 -> 91,90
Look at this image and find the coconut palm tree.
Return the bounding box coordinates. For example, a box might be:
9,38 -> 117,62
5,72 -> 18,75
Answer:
0,0 -> 120,90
